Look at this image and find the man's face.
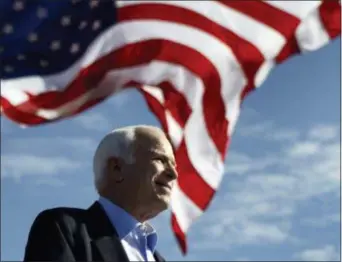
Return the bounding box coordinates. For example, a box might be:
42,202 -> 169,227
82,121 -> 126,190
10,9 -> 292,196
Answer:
123,131 -> 178,214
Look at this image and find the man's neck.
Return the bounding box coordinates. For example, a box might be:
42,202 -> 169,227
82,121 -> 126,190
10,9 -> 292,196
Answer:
100,194 -> 150,222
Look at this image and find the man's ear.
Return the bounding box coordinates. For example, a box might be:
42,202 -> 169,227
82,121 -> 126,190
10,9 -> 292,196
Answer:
106,157 -> 124,183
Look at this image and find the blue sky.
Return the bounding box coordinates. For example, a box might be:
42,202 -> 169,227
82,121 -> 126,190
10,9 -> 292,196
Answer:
1,38 -> 340,261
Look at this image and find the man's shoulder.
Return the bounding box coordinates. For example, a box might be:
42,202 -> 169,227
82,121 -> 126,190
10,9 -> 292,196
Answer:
32,205 -> 89,231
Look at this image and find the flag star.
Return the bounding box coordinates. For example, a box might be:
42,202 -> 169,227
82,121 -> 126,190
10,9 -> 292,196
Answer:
79,21 -> 87,30
70,43 -> 80,54
89,0 -> 99,8
4,66 -> 14,73
92,20 -> 101,30
61,16 -> 71,26
13,1 -> 24,11
40,60 -> 49,67
17,54 -> 26,60
50,40 -> 61,50
37,7 -> 48,19
28,33 -> 38,42
3,24 -> 13,34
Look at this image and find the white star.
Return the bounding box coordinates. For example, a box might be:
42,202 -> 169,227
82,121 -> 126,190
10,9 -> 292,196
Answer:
92,20 -> 101,31
17,54 -> 26,60
89,0 -> 99,8
3,24 -> 13,34
61,16 -> 71,26
4,66 -> 14,73
79,21 -> 87,30
28,33 -> 38,42
70,43 -> 80,54
37,7 -> 48,19
50,40 -> 61,50
40,60 -> 49,67
13,1 -> 24,11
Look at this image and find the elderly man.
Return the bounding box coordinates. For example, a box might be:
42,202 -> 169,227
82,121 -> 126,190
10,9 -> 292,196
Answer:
24,125 -> 178,261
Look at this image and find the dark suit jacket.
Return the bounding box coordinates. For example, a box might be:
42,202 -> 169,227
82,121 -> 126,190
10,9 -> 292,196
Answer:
24,201 -> 165,261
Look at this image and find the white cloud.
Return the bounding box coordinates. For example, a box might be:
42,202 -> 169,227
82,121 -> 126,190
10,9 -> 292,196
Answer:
5,136 -> 97,154
1,154 -> 82,181
35,177 -> 66,187
1,136 -> 97,185
237,120 -> 299,142
75,112 -> 111,131
301,213 -> 340,227
238,121 -> 273,137
308,125 -> 339,141
295,245 -> 340,261
267,129 -> 300,141
225,151 -> 277,175
188,124 -> 340,253
234,257 -> 251,261
107,88 -> 135,108
286,141 -> 320,158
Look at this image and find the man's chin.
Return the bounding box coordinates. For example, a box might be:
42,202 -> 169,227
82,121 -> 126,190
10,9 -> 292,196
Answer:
154,194 -> 171,210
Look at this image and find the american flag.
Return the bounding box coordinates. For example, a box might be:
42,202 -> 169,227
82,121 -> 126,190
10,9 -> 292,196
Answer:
1,0 -> 340,254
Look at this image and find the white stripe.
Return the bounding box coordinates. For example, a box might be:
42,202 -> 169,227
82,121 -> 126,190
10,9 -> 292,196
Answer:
265,1 -> 321,19
226,95 -> 242,136
184,106 -> 225,189
254,60 -> 275,88
295,7 -> 330,52
141,85 -> 165,104
171,182 -> 203,233
165,111 -> 184,150
1,88 -> 30,105
117,0 -> 286,60
35,85 -> 113,119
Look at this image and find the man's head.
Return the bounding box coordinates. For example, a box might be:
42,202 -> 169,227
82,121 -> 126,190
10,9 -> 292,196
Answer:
93,125 -> 178,221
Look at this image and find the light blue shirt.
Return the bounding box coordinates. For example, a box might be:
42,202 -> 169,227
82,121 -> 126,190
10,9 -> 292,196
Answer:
98,197 -> 158,261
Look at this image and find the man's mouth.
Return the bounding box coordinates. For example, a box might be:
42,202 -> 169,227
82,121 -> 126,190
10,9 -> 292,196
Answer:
155,181 -> 171,190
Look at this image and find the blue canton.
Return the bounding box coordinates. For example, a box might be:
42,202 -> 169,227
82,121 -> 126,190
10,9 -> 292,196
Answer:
0,0 -> 117,79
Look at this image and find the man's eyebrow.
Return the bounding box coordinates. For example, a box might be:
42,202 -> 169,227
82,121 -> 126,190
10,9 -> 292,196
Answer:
150,151 -> 176,166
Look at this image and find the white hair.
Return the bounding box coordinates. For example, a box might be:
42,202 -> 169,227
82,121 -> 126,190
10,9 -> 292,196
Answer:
93,125 -> 161,192
93,126 -> 137,192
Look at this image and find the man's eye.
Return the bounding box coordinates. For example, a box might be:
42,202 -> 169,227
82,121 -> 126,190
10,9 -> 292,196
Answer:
154,157 -> 164,163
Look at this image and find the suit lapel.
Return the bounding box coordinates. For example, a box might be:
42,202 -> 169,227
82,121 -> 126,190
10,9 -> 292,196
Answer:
92,236 -> 129,262
154,250 -> 165,262
86,202 -> 129,262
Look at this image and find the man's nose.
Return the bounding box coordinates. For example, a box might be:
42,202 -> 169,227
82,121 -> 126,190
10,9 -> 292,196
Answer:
166,164 -> 178,180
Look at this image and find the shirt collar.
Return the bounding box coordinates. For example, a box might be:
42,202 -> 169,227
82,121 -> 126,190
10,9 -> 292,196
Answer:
98,196 -> 139,239
98,197 -> 158,252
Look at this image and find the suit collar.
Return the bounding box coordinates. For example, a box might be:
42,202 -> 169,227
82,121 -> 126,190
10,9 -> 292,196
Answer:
86,201 -> 129,262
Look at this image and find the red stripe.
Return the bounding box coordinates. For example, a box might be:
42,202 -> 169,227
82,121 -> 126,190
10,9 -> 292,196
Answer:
219,1 -> 302,67
119,3 -> 264,94
138,88 -> 169,135
1,96 -> 49,125
160,81 -> 192,128
171,213 -> 187,254
275,36 -> 301,63
175,140 -> 215,210
219,0 -> 300,37
319,0 -> 341,39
